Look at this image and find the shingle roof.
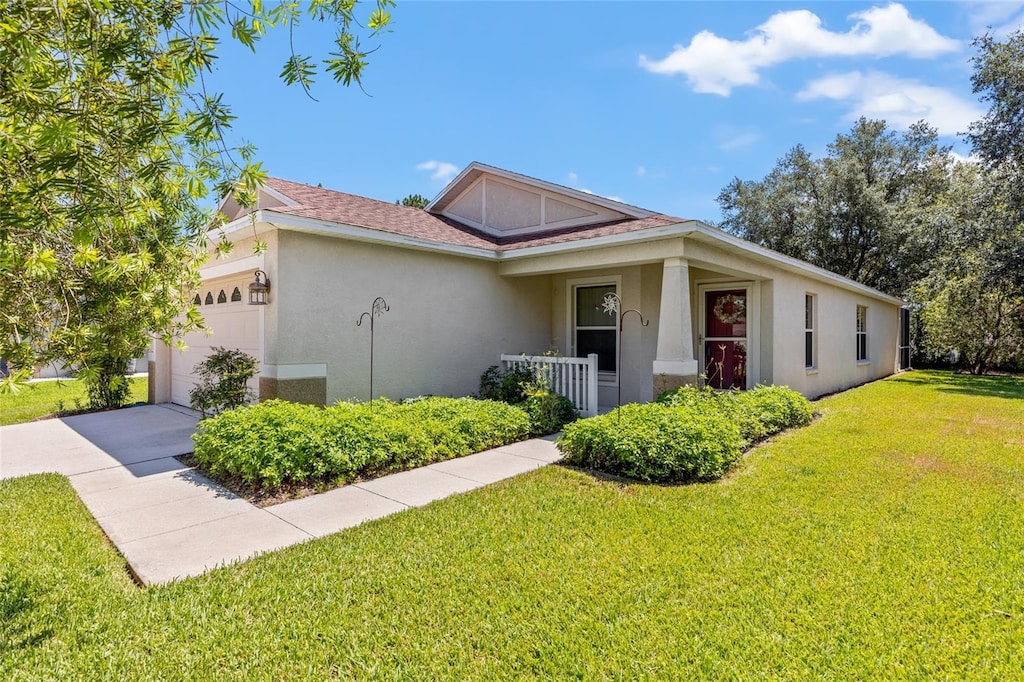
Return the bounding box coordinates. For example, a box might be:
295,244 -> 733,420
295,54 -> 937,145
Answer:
260,176 -> 686,252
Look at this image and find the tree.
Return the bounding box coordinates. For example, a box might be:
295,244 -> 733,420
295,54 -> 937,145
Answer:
718,118 -> 952,297
912,163 -> 1024,373
0,0 -> 392,405
397,194 -> 431,209
966,29 -> 1024,296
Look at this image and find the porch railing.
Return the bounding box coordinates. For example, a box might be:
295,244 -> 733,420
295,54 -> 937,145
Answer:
501,353 -> 599,417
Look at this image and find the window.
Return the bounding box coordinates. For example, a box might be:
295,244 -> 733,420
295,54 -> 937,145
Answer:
230,287 -> 242,302
856,305 -> 868,361
805,294 -> 815,369
217,289 -> 227,304
193,294 -> 201,305
204,292 -> 214,305
574,283 -> 617,373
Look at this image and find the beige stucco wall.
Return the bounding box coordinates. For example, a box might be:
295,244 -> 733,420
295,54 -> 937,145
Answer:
273,231 -> 551,402
770,269 -> 898,397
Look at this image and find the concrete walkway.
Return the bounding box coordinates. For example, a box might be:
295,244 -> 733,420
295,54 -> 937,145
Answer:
0,405 -> 561,585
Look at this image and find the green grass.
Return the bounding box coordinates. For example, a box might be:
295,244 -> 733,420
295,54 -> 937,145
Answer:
2,370 -> 1023,678
0,377 -> 148,426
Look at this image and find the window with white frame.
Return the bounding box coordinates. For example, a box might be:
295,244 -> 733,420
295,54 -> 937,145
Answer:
574,283 -> 617,374
805,294 -> 816,369
856,305 -> 868,361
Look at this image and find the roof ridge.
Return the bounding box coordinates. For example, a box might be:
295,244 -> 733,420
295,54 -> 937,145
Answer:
263,176 -> 427,213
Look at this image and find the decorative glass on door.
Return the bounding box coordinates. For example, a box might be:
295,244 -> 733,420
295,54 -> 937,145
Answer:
704,289 -> 747,389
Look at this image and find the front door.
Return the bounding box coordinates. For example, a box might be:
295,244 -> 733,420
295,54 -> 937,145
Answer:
703,288 -> 748,389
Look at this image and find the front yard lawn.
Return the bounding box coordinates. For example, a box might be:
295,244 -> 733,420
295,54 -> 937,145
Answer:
0,376 -> 148,426
2,370 -> 1023,677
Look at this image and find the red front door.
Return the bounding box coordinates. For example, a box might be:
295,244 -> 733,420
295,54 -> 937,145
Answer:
704,289 -> 748,390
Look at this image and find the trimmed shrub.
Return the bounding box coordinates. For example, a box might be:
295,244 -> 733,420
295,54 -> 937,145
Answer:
522,388 -> 577,437
558,402 -> 744,482
479,364 -> 577,435
191,397 -> 530,490
658,384 -> 813,443
562,384 -> 814,483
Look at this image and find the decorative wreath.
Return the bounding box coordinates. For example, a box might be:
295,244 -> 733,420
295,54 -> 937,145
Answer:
713,294 -> 746,325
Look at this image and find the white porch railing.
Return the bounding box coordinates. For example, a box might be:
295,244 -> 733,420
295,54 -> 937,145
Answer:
501,353 -> 599,417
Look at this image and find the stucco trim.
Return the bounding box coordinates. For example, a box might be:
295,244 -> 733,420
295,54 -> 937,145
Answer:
199,254 -> 262,280
653,359 -> 699,375
261,363 -> 328,379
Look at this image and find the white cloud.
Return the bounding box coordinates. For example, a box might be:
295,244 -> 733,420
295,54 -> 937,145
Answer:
797,71 -> 984,136
639,3 -> 960,96
578,188 -> 624,203
636,165 -> 647,177
719,131 -> 761,151
948,150 -> 981,165
416,160 -> 459,183
964,2 -> 1024,37
714,125 -> 761,151
567,171 -> 579,184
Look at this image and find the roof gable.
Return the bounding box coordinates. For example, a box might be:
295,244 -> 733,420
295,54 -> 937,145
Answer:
427,162 -> 652,237
217,183 -> 297,221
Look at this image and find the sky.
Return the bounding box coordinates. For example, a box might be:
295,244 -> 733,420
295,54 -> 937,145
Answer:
203,1 -> 1024,223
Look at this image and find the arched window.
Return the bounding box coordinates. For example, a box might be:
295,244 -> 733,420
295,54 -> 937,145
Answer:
217,289 -> 227,304
205,292 -> 214,305
193,294 -> 202,305
230,287 -> 242,302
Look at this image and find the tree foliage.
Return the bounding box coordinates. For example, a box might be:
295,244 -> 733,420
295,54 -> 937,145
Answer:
397,193 -> 431,209
0,0 -> 392,403
718,118 -> 951,297
913,164 -> 1024,373
966,29 -> 1024,295
912,31 -> 1024,373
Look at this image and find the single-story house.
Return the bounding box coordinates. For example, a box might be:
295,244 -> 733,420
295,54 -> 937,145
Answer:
149,162 -> 909,413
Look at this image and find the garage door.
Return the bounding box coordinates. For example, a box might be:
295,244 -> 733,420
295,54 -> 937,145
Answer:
170,281 -> 260,408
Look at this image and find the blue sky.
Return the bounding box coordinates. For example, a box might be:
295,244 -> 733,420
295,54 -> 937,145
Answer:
204,1 -> 1024,223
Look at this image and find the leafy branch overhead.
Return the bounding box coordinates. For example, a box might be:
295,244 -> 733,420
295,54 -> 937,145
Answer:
0,0 -> 393,397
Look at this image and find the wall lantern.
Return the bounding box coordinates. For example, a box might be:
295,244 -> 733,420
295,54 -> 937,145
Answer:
248,270 -> 271,305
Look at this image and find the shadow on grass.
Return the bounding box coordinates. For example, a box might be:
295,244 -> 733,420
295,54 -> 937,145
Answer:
0,570 -> 54,651
890,370 -> 1024,401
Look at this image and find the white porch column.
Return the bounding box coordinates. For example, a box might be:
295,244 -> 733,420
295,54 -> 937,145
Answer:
148,339 -> 172,404
653,257 -> 699,394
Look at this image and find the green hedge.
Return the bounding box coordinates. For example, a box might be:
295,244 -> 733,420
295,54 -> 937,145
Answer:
657,384 -> 814,442
192,397 -> 530,490
559,385 -> 813,483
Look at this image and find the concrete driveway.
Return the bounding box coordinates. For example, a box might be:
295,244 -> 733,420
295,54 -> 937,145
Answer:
0,404 -> 561,585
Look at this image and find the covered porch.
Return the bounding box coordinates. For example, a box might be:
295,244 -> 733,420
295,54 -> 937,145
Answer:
498,239 -> 771,411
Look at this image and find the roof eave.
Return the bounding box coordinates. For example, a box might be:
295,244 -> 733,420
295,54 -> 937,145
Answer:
260,209 -> 497,261
688,223 -> 905,306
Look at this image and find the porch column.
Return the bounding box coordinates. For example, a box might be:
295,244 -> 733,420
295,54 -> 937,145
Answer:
148,339 -> 171,404
653,257 -> 699,396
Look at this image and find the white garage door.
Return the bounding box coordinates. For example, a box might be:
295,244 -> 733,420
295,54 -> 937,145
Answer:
171,282 -> 260,408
